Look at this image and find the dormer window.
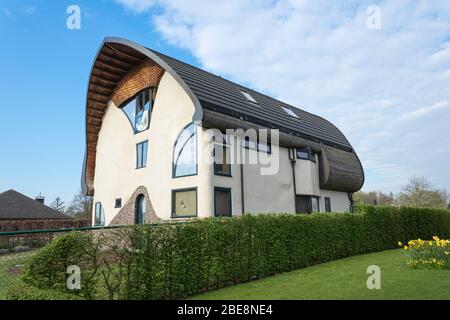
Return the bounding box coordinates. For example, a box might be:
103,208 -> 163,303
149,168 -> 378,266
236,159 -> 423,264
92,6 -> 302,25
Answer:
282,106 -> 299,118
121,88 -> 153,133
240,90 -> 258,104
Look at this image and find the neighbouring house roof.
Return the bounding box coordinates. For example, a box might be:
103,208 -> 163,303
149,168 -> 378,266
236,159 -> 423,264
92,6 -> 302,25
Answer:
0,190 -> 72,220
81,37 -> 364,196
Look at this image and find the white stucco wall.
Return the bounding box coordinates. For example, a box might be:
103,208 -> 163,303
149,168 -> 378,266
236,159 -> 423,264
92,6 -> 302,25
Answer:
93,71 -> 211,224
93,72 -> 351,224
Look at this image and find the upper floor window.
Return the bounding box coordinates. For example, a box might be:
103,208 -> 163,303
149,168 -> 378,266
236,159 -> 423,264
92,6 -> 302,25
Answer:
136,140 -> 148,169
173,123 -> 197,177
94,202 -> 105,226
214,134 -> 231,176
121,88 -> 153,133
296,147 -> 315,162
243,136 -> 271,154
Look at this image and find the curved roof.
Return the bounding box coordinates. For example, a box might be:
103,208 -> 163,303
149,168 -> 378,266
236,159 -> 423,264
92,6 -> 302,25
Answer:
149,49 -> 353,151
82,37 -> 364,195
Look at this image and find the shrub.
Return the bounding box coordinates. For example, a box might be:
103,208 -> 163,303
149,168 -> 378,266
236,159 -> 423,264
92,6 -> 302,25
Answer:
399,236 -> 450,269
20,206 -> 450,300
21,231 -> 101,299
7,284 -> 84,300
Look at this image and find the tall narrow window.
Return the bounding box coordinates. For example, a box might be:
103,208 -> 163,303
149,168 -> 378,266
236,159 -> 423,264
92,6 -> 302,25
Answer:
94,202 -> 105,226
325,197 -> 332,213
121,88 -> 153,133
135,194 -> 146,224
214,134 -> 231,176
172,188 -> 197,218
136,141 -> 148,169
173,123 -> 197,177
311,196 -> 320,213
214,187 -> 232,217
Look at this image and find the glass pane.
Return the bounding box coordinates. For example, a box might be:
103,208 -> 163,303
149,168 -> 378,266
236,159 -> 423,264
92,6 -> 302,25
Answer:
258,143 -> 271,153
136,195 -> 146,224
215,190 -> 231,217
137,143 -> 142,168
174,190 -> 197,217
311,197 -> 320,212
297,149 -> 310,160
174,124 -> 197,177
282,106 -> 299,118
214,144 -> 231,175
142,141 -> 148,167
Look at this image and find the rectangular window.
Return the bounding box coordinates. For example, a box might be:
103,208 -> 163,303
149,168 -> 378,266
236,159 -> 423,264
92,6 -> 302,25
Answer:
172,188 -> 197,218
214,187 -> 232,217
311,196 -> 320,213
136,141 -> 148,169
325,197 -> 331,213
295,195 -> 320,214
296,147 -> 315,162
115,198 -> 122,208
258,142 -> 272,154
214,135 -> 231,176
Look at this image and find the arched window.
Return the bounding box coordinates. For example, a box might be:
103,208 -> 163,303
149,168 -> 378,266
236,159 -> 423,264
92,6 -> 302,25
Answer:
173,123 -> 197,177
135,194 -> 147,225
121,88 -> 153,133
94,202 -> 105,226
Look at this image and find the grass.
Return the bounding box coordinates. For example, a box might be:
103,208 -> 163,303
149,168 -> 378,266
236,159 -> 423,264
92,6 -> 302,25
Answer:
191,249 -> 450,300
0,252 -> 34,300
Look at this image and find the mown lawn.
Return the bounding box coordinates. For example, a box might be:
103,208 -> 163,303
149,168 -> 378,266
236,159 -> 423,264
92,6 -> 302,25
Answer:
192,249 -> 450,300
0,252 -> 33,300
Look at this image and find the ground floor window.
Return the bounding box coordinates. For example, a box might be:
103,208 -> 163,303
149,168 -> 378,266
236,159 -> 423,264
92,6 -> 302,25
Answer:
172,188 -> 197,218
135,194 -> 146,224
295,195 -> 320,214
94,202 -> 105,226
325,197 -> 332,212
214,187 -> 232,217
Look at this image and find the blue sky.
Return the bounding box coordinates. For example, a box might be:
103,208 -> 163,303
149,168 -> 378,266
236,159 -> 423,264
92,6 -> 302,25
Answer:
1,0 -> 450,205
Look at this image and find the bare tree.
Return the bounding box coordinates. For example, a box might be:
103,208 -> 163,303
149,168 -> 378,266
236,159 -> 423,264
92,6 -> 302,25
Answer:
353,191 -> 395,206
66,190 -> 93,220
396,176 -> 449,208
50,197 -> 65,213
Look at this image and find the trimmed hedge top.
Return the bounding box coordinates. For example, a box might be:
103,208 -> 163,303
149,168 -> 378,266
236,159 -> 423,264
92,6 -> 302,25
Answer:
18,206 -> 450,300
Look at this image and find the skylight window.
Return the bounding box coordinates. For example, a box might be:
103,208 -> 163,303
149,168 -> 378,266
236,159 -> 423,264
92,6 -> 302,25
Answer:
282,106 -> 299,118
240,90 -> 258,104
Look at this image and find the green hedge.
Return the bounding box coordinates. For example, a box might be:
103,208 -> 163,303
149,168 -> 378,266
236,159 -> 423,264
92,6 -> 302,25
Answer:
7,284 -> 84,300
17,206 -> 450,299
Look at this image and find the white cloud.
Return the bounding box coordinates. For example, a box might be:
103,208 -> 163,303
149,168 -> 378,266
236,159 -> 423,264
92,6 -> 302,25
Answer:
114,0 -> 450,192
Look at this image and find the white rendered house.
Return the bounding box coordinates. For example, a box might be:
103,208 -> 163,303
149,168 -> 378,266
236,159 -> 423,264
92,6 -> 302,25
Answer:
81,38 -> 364,226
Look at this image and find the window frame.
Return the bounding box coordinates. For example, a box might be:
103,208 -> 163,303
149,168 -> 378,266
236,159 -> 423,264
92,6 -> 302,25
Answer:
119,88 -> 153,134
296,147 -> 316,162
214,187 -> 232,217
135,194 -> 147,225
171,187 -> 198,219
213,134 -> 232,177
325,197 -> 332,213
281,106 -> 300,118
94,202 -> 105,226
240,90 -> 258,104
114,198 -> 122,208
136,140 -> 148,169
311,196 -> 320,213
172,123 -> 198,178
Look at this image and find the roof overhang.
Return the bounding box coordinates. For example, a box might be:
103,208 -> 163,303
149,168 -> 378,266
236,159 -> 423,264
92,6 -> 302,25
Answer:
81,37 -> 203,196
